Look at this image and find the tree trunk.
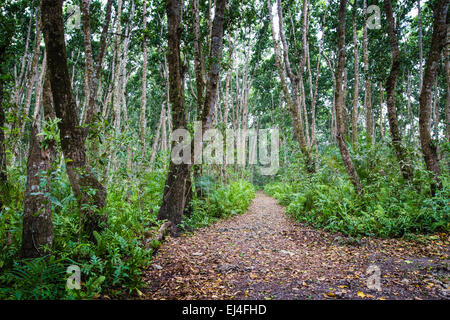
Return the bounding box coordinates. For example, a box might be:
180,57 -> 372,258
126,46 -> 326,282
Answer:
158,0 -> 227,230
81,0 -> 113,129
352,0 -> 359,149
418,0 -> 448,195
379,82 -> 385,141
384,0 -> 413,180
445,24 -> 450,142
270,0 -> 314,172
418,0 -> 423,93
0,76 -> 7,211
41,0 -> 107,241
21,69 -> 54,258
20,11 -> 42,139
343,69 -> 349,138
363,0 -> 373,144
322,51 -> 337,144
335,0 -> 363,195
407,70 -> 414,143
141,0 -> 148,164
157,0 -> 189,228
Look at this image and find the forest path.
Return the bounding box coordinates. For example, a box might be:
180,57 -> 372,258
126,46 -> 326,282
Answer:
143,192 -> 448,300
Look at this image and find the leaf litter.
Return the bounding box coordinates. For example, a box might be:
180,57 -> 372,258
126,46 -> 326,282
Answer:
142,192 -> 449,300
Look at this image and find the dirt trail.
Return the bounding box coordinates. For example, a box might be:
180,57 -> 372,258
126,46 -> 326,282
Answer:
143,192 -> 449,300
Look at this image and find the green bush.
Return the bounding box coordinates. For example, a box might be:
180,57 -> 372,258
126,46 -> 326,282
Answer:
264,145 -> 449,238
181,180 -> 256,230
0,167 -> 167,299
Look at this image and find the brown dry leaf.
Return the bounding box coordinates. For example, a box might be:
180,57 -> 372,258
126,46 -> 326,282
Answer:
357,291 -> 366,298
141,193 -> 450,301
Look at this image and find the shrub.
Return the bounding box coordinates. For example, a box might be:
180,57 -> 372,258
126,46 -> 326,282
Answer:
264,145 -> 449,238
181,180 -> 256,230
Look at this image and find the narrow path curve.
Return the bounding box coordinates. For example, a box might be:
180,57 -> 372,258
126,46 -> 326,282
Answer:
143,192 -> 448,300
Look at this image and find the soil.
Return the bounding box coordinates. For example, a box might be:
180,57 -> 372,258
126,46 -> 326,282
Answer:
142,192 -> 449,300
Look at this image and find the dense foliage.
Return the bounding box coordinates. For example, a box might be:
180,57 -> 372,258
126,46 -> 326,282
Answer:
0,162 -> 255,299
265,141 -> 449,238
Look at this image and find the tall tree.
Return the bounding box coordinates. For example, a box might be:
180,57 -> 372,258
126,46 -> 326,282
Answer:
384,0 -> 413,180
445,24 -> 450,142
351,0 -> 359,149
141,0 -> 148,164
80,0 -> 113,129
268,0 -> 314,172
418,0 -> 448,195
417,0 -> 423,93
41,0 -> 107,240
335,0 -> 363,194
157,0 -> 227,230
363,0 -> 373,144
21,70 -> 54,258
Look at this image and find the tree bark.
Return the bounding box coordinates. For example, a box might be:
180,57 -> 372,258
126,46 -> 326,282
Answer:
379,82 -> 385,141
81,0 -> 113,130
418,0 -> 448,195
20,11 -> 42,139
445,24 -> 450,142
141,0 -> 148,164
418,0 -> 424,93
384,0 -> 413,180
407,70 -> 414,143
41,0 -> 107,241
21,69 -> 54,258
335,0 -> 363,195
157,0 -> 189,229
351,0 -> 359,149
363,0 -> 373,144
0,74 -> 7,211
270,0 -> 314,172
158,0 -> 227,230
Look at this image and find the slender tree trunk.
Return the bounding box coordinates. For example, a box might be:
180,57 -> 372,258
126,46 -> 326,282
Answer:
0,76 -> 7,211
343,69 -> 350,138
352,0 -> 359,149
418,0 -> 448,195
379,82 -> 385,141
41,0 -> 107,241
149,104 -> 166,165
384,0 -> 413,180
21,69 -> 54,258
20,11 -> 42,139
363,0 -> 373,144
335,0 -> 363,194
418,0 -> 423,93
158,0 -> 227,229
157,0 -> 189,229
445,24 -> 450,142
112,0 -> 123,135
322,52 -> 337,144
307,10 -> 322,153
270,0 -> 314,171
14,14 -> 33,107
407,70 -> 414,143
81,0 -> 113,129
141,0 -> 148,164
432,76 -> 439,140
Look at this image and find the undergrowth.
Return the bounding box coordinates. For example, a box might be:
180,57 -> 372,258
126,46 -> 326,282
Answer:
0,164 -> 256,299
264,143 -> 449,238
